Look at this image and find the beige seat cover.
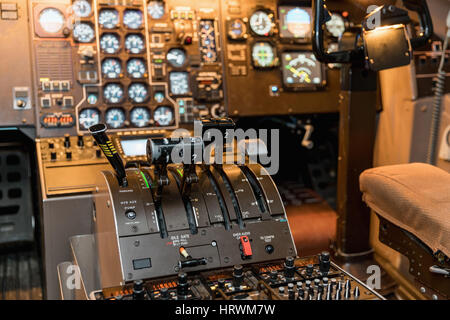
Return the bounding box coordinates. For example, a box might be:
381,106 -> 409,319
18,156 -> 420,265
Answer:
360,163 -> 450,257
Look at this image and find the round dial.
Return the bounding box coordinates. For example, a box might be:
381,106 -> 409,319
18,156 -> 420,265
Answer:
154,106 -> 174,126
98,9 -> 119,29
252,42 -> 276,67
326,13 -> 345,38
125,34 -> 145,54
166,48 -> 186,67
87,93 -> 98,105
123,10 -> 143,29
73,23 -> 95,43
38,8 -> 65,34
79,108 -> 100,130
127,58 -> 147,78
228,18 -> 247,40
102,58 -> 122,79
72,0 -> 91,18
100,33 -> 120,54
128,83 -> 149,103
249,10 -> 273,36
130,107 -> 151,127
103,83 -> 124,104
148,1 -> 165,19
105,108 -> 126,129
154,91 -> 165,103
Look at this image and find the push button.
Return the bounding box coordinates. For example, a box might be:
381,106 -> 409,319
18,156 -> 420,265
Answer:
239,235 -> 252,258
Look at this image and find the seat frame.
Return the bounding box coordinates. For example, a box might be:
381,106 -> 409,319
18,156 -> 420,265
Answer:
377,215 -> 450,299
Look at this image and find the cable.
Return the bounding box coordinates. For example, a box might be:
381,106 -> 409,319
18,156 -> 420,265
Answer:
425,14 -> 449,164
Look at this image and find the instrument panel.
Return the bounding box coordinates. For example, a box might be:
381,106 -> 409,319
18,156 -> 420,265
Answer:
1,0 -> 353,137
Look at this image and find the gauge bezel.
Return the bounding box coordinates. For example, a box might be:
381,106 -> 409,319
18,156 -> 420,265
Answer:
71,0 -> 92,18
101,58 -> 123,79
103,83 -> 125,104
325,12 -> 346,39
279,51 -> 327,91
34,5 -> 68,38
128,82 -> 150,104
98,8 -> 120,29
278,6 -> 312,43
78,107 -> 101,130
72,22 -> 95,43
169,72 -> 191,96
123,9 -> 144,30
166,47 -> 188,68
250,41 -> 279,69
226,18 -> 248,41
105,107 -> 126,129
147,0 -> 166,20
248,8 -> 275,37
130,107 -> 152,128
124,33 -> 146,54
99,33 -> 121,54
126,58 -> 148,79
153,105 -> 175,127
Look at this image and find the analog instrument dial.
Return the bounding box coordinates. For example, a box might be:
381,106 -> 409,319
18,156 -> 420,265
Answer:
169,72 -> 189,95
38,8 -> 65,34
154,91 -> 165,103
147,1 -> 165,19
128,83 -> 149,103
251,42 -> 276,68
103,83 -> 124,104
98,9 -> 119,29
79,108 -> 100,130
102,58 -> 122,79
123,9 -> 143,29
130,107 -> 151,127
326,13 -> 345,38
73,23 -> 95,43
125,34 -> 145,54
166,48 -> 186,67
100,33 -> 120,54
105,108 -> 126,128
249,10 -> 273,36
127,58 -> 147,78
72,0 -> 91,18
154,106 -> 174,126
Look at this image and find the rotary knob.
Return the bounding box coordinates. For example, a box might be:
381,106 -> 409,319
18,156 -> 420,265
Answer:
132,280 -> 145,300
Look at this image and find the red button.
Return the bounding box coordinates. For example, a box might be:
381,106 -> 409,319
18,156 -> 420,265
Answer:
240,236 -> 252,257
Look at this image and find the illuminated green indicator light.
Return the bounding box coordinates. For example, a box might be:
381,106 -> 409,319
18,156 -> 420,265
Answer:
177,168 -> 184,177
140,171 -> 150,189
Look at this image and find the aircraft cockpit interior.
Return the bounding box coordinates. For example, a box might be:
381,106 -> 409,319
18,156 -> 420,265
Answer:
0,0 -> 449,305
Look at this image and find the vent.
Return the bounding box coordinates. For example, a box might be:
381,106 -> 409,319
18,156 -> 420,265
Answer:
35,41 -> 73,81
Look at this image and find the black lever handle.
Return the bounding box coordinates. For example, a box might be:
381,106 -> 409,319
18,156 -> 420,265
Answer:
89,123 -> 128,187
402,0 -> 433,49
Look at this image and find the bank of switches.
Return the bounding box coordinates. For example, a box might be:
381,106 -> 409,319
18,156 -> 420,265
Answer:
91,252 -> 383,300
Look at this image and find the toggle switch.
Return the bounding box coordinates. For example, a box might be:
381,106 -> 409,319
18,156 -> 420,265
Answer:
239,235 -> 252,259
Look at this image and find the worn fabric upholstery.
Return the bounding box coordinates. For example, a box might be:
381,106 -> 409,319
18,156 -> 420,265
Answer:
360,163 -> 450,257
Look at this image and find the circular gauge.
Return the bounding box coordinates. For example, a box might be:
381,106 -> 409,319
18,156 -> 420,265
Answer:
154,91 -> 165,103
124,34 -> 145,54
154,106 -> 174,126
98,9 -> 119,29
38,8 -> 65,34
72,0 -> 91,18
130,107 -> 151,127
252,42 -> 276,67
100,33 -> 120,54
79,108 -> 100,130
102,58 -> 122,79
103,83 -> 124,104
123,9 -> 143,29
105,108 -> 126,129
127,58 -> 147,78
87,93 -> 98,105
249,10 -> 273,36
128,83 -> 149,103
326,13 -> 345,38
281,52 -> 323,86
166,48 -> 186,67
73,23 -> 95,42
228,18 -> 247,40
148,1 -> 165,19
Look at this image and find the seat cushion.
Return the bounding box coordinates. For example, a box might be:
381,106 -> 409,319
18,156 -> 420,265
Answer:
360,163 -> 450,257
